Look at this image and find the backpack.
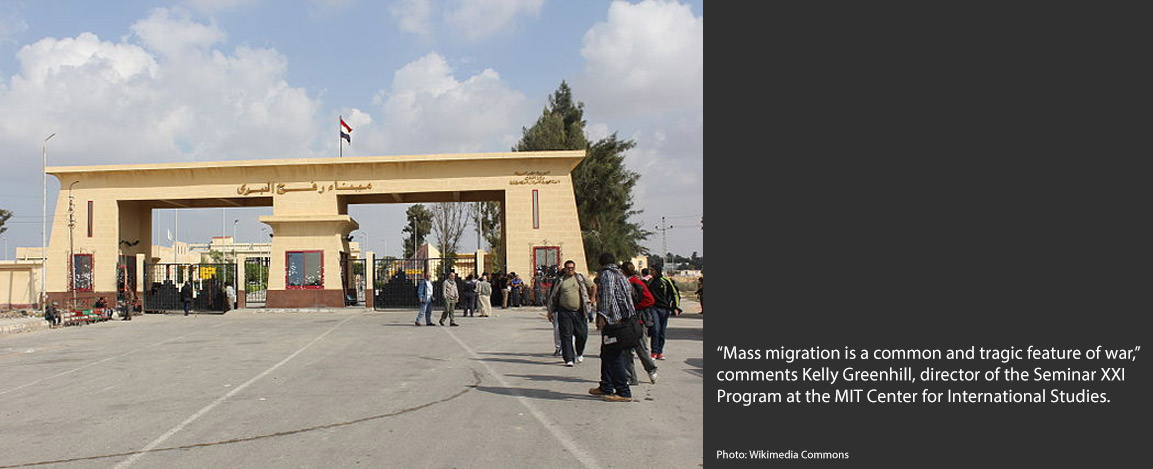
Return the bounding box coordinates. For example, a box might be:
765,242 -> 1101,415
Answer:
661,276 -> 681,310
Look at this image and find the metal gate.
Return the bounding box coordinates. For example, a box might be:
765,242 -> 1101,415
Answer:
143,263 -> 237,313
343,257 -> 367,306
244,256 -> 269,308
373,257 -> 477,309
116,255 -> 138,304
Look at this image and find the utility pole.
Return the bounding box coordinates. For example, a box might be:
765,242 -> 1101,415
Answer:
41,133 -> 55,310
655,216 -> 675,271
68,180 -> 78,307
232,219 -> 238,262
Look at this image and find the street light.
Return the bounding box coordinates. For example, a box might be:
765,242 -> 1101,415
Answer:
232,219 -> 239,261
41,132 -> 55,310
68,180 -> 78,307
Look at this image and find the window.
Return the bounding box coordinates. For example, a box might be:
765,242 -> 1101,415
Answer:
533,246 -> 560,273
532,190 -> 540,229
87,201 -> 93,237
286,251 -> 323,289
73,254 -> 93,292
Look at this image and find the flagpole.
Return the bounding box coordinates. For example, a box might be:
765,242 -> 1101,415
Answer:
339,115 -> 343,158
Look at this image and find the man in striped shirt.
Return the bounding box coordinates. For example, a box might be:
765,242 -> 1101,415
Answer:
588,252 -> 636,402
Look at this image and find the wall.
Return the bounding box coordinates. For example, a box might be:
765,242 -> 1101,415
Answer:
0,261 -> 41,309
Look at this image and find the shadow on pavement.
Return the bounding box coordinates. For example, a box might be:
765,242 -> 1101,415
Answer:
505,373 -> 592,383
665,326 -> 702,341
478,351 -> 558,359
472,385 -> 589,401
473,356 -> 556,366
684,357 -> 704,378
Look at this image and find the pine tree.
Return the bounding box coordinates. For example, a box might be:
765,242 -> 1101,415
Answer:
476,201 -> 503,272
515,81 -> 649,268
0,208 -> 11,235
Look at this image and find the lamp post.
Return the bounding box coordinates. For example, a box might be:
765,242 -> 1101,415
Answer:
68,180 -> 78,307
232,219 -> 239,261
41,133 -> 55,309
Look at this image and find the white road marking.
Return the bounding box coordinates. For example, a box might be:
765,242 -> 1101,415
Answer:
0,322 -> 231,396
114,314 -> 358,468
445,328 -> 602,469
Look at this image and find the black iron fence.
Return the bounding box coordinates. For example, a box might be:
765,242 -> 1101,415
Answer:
373,257 -> 477,309
143,263 -> 237,313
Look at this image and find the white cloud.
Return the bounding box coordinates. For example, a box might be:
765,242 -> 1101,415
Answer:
579,0 -> 703,118
585,122 -> 611,143
391,0 -> 435,38
184,0 -> 263,13
0,5 -> 28,45
0,7 -> 322,169
596,113 -> 703,256
131,7 -> 227,58
309,0 -> 354,7
364,52 -> 530,154
445,0 -> 544,41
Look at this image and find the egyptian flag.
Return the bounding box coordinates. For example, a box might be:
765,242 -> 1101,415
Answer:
340,117 -> 353,143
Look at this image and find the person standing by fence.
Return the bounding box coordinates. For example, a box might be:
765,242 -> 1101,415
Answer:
440,271 -> 460,327
460,274 -> 477,317
180,281 -> 194,316
416,271 -> 435,326
476,273 -> 493,317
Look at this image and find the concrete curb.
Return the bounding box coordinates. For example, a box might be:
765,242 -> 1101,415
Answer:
0,317 -> 49,336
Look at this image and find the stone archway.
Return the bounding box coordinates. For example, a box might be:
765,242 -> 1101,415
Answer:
45,151 -> 588,308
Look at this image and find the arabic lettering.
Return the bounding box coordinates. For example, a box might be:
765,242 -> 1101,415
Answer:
239,180 -> 374,195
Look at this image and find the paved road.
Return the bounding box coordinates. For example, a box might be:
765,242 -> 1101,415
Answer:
0,304 -> 703,468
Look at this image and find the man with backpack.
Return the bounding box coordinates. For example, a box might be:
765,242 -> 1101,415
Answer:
646,265 -> 681,361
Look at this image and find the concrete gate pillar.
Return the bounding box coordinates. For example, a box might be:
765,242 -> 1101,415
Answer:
261,186 -> 358,308
365,251 -> 375,309
236,253 -> 247,309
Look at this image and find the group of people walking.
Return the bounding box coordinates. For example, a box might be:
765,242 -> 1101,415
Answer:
412,257 -> 683,403
415,270 -> 494,327
545,254 -> 681,402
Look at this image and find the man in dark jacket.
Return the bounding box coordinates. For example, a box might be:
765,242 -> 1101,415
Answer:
460,274 -> 477,317
180,281 -> 193,316
646,267 -> 680,360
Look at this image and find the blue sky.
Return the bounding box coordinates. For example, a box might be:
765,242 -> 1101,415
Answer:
0,0 -> 703,261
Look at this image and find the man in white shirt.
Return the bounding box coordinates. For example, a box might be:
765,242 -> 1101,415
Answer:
415,271 -> 435,326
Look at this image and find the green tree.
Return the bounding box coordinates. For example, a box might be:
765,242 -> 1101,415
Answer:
476,201 -> 503,272
515,81 -> 649,268
516,82 -> 589,152
574,135 -> 648,263
402,204 -> 433,258
0,208 -> 11,235
244,261 -> 268,293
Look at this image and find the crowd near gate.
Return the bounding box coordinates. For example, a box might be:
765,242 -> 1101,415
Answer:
373,257 -> 477,310
143,263 -> 237,313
